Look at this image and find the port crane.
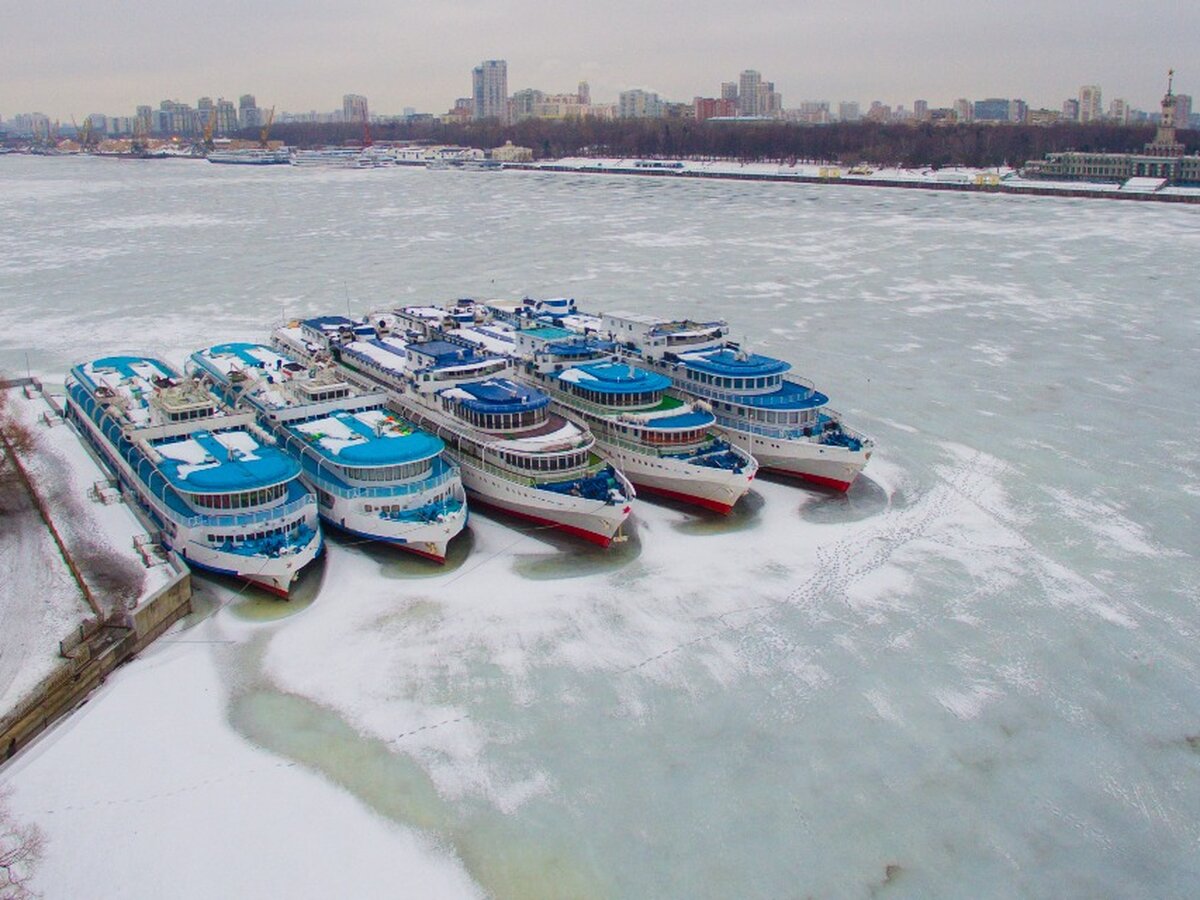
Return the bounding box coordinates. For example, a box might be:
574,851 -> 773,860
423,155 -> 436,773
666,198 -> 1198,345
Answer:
259,106 -> 275,148
73,116 -> 99,152
199,107 -> 219,155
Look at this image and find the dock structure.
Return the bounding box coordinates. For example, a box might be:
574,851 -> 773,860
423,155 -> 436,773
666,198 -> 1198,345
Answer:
0,379 -> 192,765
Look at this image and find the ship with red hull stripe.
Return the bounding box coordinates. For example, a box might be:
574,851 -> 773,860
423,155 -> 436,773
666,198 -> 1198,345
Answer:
276,316 -> 634,547
490,299 -> 873,493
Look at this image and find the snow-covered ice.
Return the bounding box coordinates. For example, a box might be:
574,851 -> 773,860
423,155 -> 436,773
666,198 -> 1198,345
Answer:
0,155 -> 1197,900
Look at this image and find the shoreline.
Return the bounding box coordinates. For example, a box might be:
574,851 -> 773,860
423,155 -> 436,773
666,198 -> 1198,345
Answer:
508,159 -> 1200,204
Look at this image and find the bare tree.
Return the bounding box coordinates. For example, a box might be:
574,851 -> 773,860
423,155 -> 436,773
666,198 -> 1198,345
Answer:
0,785 -> 45,899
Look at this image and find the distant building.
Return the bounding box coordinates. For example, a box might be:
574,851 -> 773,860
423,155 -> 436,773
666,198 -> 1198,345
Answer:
837,101 -> 860,122
1061,98 -> 1080,122
443,97 -> 473,124
1108,98 -> 1129,125
952,98 -> 972,122
1009,99 -> 1028,123
619,89 -> 664,119
866,101 -> 891,123
694,97 -> 737,121
105,116 -> 134,136
158,100 -> 196,135
1027,108 -> 1062,126
472,60 -> 508,122
510,89 -> 544,121
578,81 -> 591,106
239,94 -> 263,130
215,98 -> 238,134
343,94 -> 369,124
721,82 -> 738,103
738,70 -> 762,116
914,99 -> 929,121
972,98 -> 1010,122
1174,93 -> 1193,127
1024,71 -> 1199,185
1078,85 -> 1102,124
758,81 -> 782,117
490,140 -> 533,162
790,101 -> 830,124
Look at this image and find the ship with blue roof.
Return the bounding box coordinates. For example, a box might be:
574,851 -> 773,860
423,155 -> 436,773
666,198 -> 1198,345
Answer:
187,341 -> 468,562
595,310 -> 873,490
410,305 -> 758,514
64,355 -> 323,596
275,315 -> 635,547
493,299 -> 874,492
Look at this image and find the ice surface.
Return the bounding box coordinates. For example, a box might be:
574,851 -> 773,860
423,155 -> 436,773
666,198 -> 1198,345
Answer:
1,156 -> 1198,900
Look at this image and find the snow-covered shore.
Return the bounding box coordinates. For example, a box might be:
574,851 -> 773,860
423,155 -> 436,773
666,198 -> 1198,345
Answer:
0,386 -> 176,719
3,612 -> 483,899
527,157 -> 1200,200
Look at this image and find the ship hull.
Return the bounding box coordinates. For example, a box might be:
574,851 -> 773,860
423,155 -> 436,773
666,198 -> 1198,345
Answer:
307,479 -> 467,563
594,439 -> 754,514
455,458 -> 631,547
725,427 -> 870,492
320,506 -> 463,563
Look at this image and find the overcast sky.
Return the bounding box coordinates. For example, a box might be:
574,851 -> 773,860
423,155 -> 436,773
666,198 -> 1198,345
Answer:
2,0 -> 1196,120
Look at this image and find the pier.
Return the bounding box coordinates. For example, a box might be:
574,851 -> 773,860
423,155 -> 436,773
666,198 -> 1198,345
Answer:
0,379 -> 192,764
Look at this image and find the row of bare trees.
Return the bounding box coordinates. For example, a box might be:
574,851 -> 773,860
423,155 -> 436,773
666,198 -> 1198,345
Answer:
254,119 -> 1198,168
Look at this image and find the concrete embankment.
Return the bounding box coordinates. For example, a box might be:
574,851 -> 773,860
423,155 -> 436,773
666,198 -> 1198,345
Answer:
0,378 -> 193,764
507,163 -> 1200,204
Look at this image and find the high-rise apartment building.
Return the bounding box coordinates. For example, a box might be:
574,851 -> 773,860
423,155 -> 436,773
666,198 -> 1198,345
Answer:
953,98 -> 972,122
914,99 -> 929,121
738,70 -> 762,116
838,101 -> 860,122
578,81 -> 591,106
1174,94 -> 1193,128
758,81 -> 782,117
1078,85 -> 1102,123
215,98 -> 238,134
239,94 -> 263,129
343,94 -> 369,123
619,89 -> 664,119
1062,98 -> 1080,122
1009,99 -> 1028,123
472,60 -> 509,122
721,82 -> 739,103
1107,98 -> 1129,125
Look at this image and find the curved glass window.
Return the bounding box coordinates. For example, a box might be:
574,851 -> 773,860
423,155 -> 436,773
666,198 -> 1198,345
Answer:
190,482 -> 287,509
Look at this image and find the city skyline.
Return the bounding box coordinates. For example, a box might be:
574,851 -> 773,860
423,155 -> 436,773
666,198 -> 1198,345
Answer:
3,0 -> 1198,122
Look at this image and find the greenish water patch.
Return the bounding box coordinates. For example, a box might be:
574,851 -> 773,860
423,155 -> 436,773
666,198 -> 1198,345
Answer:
511,519 -> 642,580
669,488 -> 765,536
222,554 -> 326,622
344,526 -> 478,580
794,473 -> 891,525
229,689 -> 613,900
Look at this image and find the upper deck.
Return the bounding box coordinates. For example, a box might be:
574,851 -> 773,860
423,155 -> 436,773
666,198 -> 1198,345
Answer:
676,348 -> 791,378
290,408 -> 443,467
192,342 -> 442,468
153,429 -> 300,494
558,362 -> 671,396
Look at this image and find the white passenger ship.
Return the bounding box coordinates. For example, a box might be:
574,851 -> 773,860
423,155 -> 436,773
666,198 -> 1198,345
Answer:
64,355 -> 322,596
188,342 -> 467,562
397,305 -> 758,514
497,300 -> 874,491
276,317 -> 634,547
